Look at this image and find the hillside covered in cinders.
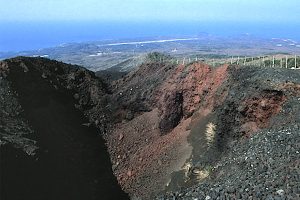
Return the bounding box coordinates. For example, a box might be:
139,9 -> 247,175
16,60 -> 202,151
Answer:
1,55 -> 299,200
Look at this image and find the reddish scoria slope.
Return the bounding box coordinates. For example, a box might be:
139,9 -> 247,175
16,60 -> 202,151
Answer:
155,63 -> 229,133
106,62 -> 230,199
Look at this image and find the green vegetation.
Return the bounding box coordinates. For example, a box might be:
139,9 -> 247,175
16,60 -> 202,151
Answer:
146,52 -> 171,62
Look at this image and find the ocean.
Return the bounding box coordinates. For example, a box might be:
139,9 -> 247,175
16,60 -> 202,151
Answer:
0,21 -> 299,52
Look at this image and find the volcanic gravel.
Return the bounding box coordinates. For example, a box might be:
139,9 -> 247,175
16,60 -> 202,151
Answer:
157,125 -> 300,200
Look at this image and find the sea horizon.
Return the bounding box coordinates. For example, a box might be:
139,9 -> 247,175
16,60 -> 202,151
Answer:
1,21 -> 300,52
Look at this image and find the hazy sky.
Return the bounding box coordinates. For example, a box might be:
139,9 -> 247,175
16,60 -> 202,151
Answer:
1,0 -> 299,23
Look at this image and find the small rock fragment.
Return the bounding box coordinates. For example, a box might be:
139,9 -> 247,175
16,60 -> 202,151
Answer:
41,73 -> 47,78
118,133 -> 124,141
127,170 -> 132,177
73,93 -> 79,99
158,159 -> 162,165
276,189 -> 284,196
205,196 -> 211,200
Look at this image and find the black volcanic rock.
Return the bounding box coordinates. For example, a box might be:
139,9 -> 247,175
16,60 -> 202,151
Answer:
159,91 -> 184,134
0,57 -> 128,200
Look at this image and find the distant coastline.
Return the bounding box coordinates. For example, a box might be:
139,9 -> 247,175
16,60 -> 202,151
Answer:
99,38 -> 199,47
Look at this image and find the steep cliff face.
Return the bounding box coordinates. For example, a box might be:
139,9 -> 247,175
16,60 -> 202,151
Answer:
155,63 -> 229,133
0,57 -> 128,200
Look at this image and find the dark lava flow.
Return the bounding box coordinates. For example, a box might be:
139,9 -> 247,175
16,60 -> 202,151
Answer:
0,65 -> 128,200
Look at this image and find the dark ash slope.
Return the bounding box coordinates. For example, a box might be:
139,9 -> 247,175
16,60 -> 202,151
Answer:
0,57 -> 128,200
